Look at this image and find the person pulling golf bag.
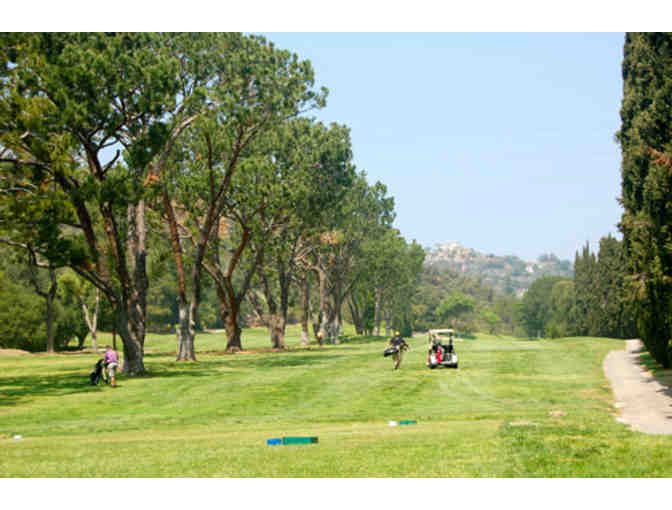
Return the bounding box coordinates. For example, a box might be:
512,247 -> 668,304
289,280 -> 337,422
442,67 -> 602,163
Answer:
383,332 -> 409,370
89,359 -> 109,386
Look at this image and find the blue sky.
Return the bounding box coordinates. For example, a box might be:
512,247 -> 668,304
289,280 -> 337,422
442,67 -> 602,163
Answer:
259,33 -> 626,262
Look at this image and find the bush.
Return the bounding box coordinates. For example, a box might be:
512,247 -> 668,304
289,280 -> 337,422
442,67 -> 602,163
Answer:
546,321 -> 566,339
54,301 -> 89,349
0,273 -> 47,351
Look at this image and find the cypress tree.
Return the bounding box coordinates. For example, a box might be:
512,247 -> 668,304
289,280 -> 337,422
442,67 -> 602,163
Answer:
617,33 -> 672,367
596,235 -> 637,339
574,242 -> 598,336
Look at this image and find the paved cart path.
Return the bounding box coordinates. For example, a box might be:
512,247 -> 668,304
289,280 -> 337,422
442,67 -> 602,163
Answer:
603,339 -> 672,434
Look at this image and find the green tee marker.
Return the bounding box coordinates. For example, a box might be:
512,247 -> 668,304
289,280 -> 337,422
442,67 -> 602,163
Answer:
282,436 -> 318,445
398,420 -> 417,425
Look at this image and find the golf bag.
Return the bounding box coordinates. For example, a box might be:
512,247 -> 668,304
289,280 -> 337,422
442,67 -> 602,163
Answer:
383,346 -> 399,357
90,359 -> 109,385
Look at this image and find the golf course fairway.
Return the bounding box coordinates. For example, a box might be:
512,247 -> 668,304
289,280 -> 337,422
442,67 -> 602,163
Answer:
1,327 -> 671,477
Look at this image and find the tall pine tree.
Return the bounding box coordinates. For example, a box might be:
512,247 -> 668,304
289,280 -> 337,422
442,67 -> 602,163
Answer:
617,33 -> 672,367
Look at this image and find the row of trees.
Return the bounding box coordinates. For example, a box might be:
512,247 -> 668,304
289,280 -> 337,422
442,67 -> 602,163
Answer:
0,33 -> 424,374
518,237 -> 638,339
412,266 -> 522,336
516,32 -> 672,371
10,32 -> 670,369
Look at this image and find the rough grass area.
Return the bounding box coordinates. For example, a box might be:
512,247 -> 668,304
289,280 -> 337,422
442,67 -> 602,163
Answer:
1,327 -> 671,477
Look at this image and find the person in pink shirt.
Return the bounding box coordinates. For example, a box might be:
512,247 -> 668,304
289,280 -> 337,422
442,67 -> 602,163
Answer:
103,345 -> 119,387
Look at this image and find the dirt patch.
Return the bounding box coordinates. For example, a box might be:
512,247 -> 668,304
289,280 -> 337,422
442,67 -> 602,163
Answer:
0,348 -> 32,357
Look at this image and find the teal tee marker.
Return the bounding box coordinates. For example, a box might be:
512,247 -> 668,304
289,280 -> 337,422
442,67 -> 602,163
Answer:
282,436 -> 319,445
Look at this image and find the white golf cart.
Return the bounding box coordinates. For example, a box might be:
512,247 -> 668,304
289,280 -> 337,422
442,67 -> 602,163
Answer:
426,329 -> 459,369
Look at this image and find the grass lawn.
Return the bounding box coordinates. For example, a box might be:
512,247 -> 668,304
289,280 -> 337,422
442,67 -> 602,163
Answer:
1,326 -> 671,477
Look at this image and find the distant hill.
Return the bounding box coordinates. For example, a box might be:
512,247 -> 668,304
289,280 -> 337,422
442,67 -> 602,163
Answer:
425,242 -> 573,296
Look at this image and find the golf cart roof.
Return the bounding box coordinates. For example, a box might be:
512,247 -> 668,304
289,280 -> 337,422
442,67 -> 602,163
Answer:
429,329 -> 454,335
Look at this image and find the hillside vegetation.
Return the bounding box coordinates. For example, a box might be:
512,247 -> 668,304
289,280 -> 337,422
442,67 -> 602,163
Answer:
426,242 -> 573,296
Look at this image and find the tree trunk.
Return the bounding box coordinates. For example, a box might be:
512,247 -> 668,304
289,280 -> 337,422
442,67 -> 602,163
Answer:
373,287 -> 382,336
325,293 -> 343,344
385,308 -> 392,337
265,298 -> 283,348
348,295 -> 363,335
45,266 -> 58,352
210,276 -> 245,353
176,301 -> 197,361
82,288 -> 100,350
316,269 -> 329,341
91,289 -> 99,350
45,290 -> 55,353
162,186 -> 198,362
269,313 -> 286,349
246,291 -> 267,326
300,278 -> 311,345
27,260 -> 58,353
336,303 -> 343,339
225,307 -> 243,352
325,271 -> 346,343
274,267 -> 291,349
311,294 -> 321,339
117,200 -> 149,375
205,225 -> 262,353
128,199 -> 149,331
112,320 -> 117,351
259,264 -> 284,349
116,305 -> 146,376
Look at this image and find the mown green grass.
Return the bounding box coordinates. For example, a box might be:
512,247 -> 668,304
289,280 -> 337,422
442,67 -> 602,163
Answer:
1,327 -> 671,477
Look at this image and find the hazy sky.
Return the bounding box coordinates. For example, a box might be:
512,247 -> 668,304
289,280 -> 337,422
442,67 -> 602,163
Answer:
259,32 -> 626,262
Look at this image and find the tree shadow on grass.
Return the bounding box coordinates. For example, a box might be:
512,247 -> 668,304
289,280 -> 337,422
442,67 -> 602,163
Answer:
0,347 -> 348,408
0,371 -> 108,407
234,353 -> 344,368
0,360 -> 225,408
141,365 -> 220,378
335,335 -> 388,345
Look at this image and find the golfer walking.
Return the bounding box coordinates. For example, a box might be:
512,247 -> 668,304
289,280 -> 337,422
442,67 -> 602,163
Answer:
388,331 -> 409,370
